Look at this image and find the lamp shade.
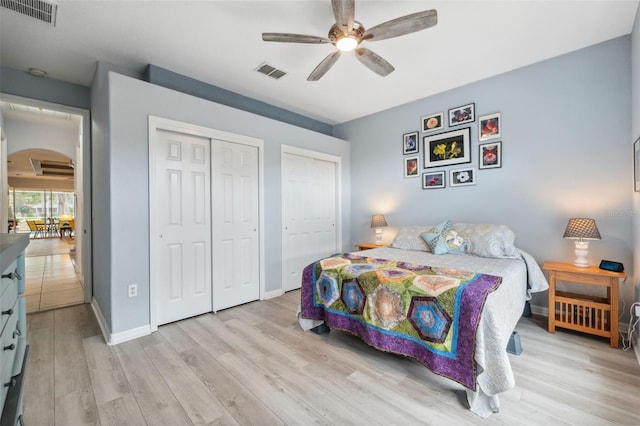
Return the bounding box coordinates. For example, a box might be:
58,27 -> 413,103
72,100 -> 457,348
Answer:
562,218 -> 601,240
370,214 -> 388,228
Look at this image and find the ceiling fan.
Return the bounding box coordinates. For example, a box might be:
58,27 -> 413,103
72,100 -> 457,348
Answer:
262,0 -> 438,81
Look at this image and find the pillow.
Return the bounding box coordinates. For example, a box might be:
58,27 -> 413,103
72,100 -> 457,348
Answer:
389,225 -> 434,252
421,220 -> 468,255
452,223 -> 517,258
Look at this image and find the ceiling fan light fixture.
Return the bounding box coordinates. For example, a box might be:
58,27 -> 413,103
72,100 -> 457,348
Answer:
336,35 -> 358,52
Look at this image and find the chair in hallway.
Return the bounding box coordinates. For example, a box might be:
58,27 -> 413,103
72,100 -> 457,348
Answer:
27,220 -> 45,239
59,215 -> 74,239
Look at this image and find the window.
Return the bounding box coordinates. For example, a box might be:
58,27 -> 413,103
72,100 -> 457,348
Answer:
9,189 -> 75,233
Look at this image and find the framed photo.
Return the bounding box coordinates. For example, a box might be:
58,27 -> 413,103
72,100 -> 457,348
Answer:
423,127 -> 471,168
403,131 -> 419,154
448,103 -> 475,126
634,137 -> 640,192
479,113 -> 501,141
450,167 -> 476,187
421,112 -> 443,133
422,171 -> 445,189
479,141 -> 502,169
404,156 -> 419,178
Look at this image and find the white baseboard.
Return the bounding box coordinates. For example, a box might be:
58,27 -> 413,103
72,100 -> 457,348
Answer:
262,288 -> 284,300
90,298 -> 110,343
109,325 -> 151,345
90,298 -> 151,345
530,304 -> 548,318
529,303 -> 634,349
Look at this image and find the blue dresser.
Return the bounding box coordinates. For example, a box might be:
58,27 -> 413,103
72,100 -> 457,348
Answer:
0,234 -> 29,426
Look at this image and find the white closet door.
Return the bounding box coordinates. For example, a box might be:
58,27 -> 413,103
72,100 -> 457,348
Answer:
212,140 -> 260,311
155,129 -> 212,325
282,151 -> 337,292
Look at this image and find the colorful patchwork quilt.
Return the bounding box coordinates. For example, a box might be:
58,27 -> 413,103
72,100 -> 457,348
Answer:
300,252 -> 502,389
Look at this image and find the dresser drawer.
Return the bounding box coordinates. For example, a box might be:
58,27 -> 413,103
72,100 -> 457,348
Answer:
0,260 -> 17,296
11,298 -> 27,377
0,279 -> 17,335
0,300 -> 19,411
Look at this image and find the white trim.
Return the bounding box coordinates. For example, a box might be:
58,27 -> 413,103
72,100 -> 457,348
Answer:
530,304 -> 635,345
92,297 -> 152,345
262,289 -> 284,300
90,298 -> 110,343
530,304 -> 547,317
148,115 -> 265,331
0,93 -> 93,304
110,325 -> 152,346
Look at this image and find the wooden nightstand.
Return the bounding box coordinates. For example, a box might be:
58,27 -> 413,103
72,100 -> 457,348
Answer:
355,242 -> 386,251
542,261 -> 626,348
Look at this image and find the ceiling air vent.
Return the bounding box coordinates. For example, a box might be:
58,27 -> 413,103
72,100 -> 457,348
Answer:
30,158 -> 74,178
255,63 -> 287,80
1,0 -> 58,26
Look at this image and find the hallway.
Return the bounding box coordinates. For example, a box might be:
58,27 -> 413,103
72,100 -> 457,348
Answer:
23,237 -> 84,313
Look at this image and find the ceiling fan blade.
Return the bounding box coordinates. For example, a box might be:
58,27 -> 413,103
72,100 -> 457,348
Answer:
363,9 -> 438,42
307,51 -> 342,81
354,48 -> 394,77
331,0 -> 355,32
262,33 -> 330,44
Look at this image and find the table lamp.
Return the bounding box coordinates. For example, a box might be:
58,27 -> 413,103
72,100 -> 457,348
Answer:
562,218 -> 601,267
370,214 -> 388,245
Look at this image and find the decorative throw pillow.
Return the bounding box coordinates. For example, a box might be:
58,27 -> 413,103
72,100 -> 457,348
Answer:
421,220 -> 468,255
389,226 -> 433,252
452,223 -> 517,258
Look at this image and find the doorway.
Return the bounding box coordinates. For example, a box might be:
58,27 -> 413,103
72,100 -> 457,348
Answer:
281,145 -> 342,292
0,94 -> 92,310
148,116 -> 264,330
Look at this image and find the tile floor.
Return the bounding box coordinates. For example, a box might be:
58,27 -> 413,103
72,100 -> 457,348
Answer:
23,237 -> 84,313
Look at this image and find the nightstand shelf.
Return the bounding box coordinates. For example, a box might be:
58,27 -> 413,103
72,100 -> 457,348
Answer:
542,261 -> 626,348
355,242 -> 386,251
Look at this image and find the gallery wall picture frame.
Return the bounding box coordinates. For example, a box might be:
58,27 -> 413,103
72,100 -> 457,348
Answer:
448,103 -> 475,126
422,171 -> 445,189
423,127 -> 471,168
450,167 -> 477,187
634,137 -> 640,192
421,112 -> 444,133
479,113 -> 501,141
404,156 -> 419,178
403,131 -> 419,155
479,141 -> 502,169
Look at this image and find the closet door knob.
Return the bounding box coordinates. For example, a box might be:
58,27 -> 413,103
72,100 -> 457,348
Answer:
3,343 -> 15,351
4,378 -> 16,388
1,308 -> 13,316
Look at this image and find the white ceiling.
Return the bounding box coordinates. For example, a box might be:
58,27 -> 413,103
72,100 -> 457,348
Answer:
1,0 -> 639,125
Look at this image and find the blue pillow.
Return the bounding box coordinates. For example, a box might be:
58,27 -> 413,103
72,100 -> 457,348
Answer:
421,220 -> 468,255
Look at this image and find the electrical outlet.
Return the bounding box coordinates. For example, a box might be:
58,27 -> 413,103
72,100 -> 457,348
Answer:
635,305 -> 640,318
128,284 -> 137,298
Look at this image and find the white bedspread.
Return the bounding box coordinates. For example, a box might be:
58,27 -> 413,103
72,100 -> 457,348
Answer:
298,247 -> 548,418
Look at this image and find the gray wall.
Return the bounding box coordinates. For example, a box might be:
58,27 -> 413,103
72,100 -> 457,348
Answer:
334,36 -> 633,317
90,63 -> 113,328
5,116 -> 78,160
97,71 -> 351,334
631,8 -> 640,353
145,65 -> 332,136
0,67 -> 90,110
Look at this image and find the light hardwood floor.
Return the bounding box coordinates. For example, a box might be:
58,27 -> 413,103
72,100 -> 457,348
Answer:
24,290 -> 640,425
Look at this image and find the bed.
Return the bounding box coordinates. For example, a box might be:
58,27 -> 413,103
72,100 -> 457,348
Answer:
298,222 -> 549,418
